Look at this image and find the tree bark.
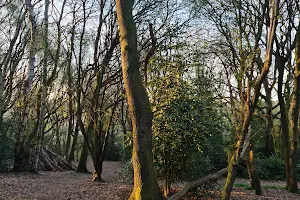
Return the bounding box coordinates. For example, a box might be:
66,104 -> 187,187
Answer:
68,122 -> 78,163
288,22 -> 300,193
222,0 -> 278,198
32,0 -> 49,173
276,54 -> 291,188
0,82 -> 3,137
76,142 -> 89,173
263,79 -> 275,157
246,143 -> 262,195
65,13 -> 76,159
116,0 -> 164,199
0,66 -> 3,137
55,122 -> 62,155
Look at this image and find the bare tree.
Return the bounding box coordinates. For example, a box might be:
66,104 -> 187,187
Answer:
14,0 -> 37,172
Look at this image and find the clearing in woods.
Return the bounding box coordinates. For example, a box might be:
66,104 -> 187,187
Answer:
0,160 -> 299,200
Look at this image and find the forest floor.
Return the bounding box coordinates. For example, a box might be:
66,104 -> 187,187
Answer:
0,159 -> 300,200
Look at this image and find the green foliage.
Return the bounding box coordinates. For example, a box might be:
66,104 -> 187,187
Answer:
236,160 -> 249,179
118,160 -> 134,183
255,156 -> 286,181
182,133 -> 226,181
234,182 -> 285,190
237,155 -> 297,181
119,131 -> 133,161
0,135 -> 14,171
183,149 -> 226,181
234,183 -> 252,190
148,50 -> 227,186
104,133 -> 124,161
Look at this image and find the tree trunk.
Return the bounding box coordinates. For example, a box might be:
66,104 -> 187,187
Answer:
277,54 -> 291,188
55,123 -> 62,155
0,106 -> 3,137
288,23 -> 300,193
76,142 -> 89,173
0,67 -> 3,137
263,80 -> 275,157
92,101 -> 118,182
246,143 -> 262,195
65,8 -> 76,159
32,0 -> 49,173
222,148 -> 239,200
222,0 -> 278,197
116,0 -> 164,199
92,133 -> 103,182
68,122 -> 78,163
70,0 -> 85,165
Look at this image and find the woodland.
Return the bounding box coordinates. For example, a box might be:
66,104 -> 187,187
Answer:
0,0 -> 300,199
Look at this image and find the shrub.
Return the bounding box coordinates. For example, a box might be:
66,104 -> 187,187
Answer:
0,135 -> 14,171
183,153 -> 215,180
255,156 -> 286,181
237,155 -> 300,181
182,143 -> 227,181
118,160 -> 133,183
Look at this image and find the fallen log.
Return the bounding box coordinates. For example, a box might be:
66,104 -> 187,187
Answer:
168,167 -> 228,200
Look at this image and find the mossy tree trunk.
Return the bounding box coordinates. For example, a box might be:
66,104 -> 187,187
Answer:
287,22 -> 300,193
222,0 -> 278,198
116,0 -> 165,199
246,143 -> 262,195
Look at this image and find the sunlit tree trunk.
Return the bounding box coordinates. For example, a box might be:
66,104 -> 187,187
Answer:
116,0 -> 164,199
246,143 -> 261,195
222,1 -> 278,198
